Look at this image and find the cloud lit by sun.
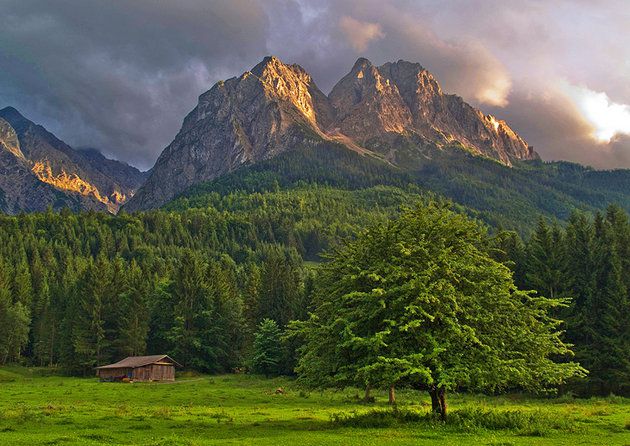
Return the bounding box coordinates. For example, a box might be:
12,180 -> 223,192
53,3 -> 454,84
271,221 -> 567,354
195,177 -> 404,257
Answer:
339,16 -> 385,52
564,84 -> 630,143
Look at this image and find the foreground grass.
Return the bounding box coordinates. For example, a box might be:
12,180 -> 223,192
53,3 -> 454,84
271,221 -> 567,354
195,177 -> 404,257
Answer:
0,367 -> 629,445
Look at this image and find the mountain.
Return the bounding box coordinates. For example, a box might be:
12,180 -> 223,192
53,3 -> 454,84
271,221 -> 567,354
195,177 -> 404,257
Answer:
0,107 -> 146,213
77,148 -> 149,194
163,142 -> 630,235
328,58 -> 536,165
125,56 -> 537,211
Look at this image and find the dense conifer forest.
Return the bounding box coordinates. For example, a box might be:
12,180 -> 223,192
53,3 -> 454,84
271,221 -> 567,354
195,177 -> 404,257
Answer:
1,147 -> 630,397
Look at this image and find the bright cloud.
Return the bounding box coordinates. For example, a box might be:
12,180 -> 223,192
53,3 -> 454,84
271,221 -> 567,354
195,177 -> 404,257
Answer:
564,84 -> 630,142
338,16 -> 385,52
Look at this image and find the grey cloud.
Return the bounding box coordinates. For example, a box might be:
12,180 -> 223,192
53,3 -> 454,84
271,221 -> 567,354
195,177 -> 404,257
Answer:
0,0 -> 269,169
483,89 -> 630,170
266,0 -> 513,106
0,0 -> 629,169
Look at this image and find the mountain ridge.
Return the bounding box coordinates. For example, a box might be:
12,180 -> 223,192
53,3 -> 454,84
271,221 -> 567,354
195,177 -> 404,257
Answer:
0,107 -> 146,214
124,56 -> 537,211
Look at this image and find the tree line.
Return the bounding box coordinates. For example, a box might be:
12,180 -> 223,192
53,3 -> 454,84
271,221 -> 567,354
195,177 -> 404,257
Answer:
0,194 -> 629,397
493,205 -> 630,396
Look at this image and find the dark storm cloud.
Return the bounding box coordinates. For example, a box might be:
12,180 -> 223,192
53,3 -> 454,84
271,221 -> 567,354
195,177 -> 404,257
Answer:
0,0 -> 269,169
1,0 -> 629,169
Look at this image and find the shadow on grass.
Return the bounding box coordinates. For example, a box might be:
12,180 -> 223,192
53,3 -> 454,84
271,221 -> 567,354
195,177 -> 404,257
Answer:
330,407 -> 581,437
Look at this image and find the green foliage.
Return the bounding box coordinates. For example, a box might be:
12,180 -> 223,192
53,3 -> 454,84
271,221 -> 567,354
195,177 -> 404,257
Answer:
168,145 -> 630,235
296,202 -> 585,413
1,143 -> 630,400
330,406 -> 574,435
0,259 -> 30,365
251,319 -> 283,376
497,205 -> 630,396
0,206 -> 306,373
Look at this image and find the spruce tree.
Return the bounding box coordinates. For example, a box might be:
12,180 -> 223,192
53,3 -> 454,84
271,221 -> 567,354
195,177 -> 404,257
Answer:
578,216 -> 630,394
251,318 -> 283,376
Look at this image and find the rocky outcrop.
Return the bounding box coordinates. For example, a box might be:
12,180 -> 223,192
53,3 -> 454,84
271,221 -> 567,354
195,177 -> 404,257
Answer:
329,59 -> 536,165
125,56 -> 336,211
125,56 -> 539,211
0,107 -> 146,214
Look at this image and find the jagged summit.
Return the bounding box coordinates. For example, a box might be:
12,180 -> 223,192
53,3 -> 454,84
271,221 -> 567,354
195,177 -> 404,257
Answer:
0,106 -> 23,119
329,58 -> 535,164
125,55 -> 538,211
0,107 -> 146,214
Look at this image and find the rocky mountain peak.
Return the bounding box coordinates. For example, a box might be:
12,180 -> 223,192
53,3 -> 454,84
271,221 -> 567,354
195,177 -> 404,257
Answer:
329,57 -> 413,138
125,56 -> 539,211
0,106 -> 25,123
327,58 -> 535,164
0,117 -> 25,159
0,107 -> 146,214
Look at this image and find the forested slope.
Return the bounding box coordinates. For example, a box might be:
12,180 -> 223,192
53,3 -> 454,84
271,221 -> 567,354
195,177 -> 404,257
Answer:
169,143 -> 630,234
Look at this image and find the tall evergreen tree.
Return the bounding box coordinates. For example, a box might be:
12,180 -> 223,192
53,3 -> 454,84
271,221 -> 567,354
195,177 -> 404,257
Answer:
578,216 -> 630,394
258,248 -> 303,327
72,256 -> 110,373
0,258 -> 30,365
251,318 -> 283,376
525,218 -> 565,299
116,260 -> 150,357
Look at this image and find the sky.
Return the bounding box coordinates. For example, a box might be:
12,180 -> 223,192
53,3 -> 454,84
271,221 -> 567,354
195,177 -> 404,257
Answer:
1,0 -> 629,170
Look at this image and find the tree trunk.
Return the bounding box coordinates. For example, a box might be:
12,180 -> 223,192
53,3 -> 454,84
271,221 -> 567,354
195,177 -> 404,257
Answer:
363,385 -> 371,402
429,386 -> 440,413
388,385 -> 396,405
438,387 -> 447,420
428,385 -> 447,420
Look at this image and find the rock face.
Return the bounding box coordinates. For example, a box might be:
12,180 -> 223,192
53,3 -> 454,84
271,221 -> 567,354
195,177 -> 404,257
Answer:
126,56 -> 538,211
125,56 -> 336,211
329,58 -> 536,165
0,107 -> 146,214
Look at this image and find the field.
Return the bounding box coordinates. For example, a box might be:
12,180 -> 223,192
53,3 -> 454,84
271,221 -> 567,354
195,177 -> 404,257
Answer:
0,367 -> 629,445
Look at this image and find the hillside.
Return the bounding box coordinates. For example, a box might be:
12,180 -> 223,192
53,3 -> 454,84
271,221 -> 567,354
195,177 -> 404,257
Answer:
165,143 -> 630,234
0,107 -> 146,213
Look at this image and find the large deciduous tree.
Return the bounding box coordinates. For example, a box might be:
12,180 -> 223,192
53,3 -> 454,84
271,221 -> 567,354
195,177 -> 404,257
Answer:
296,202 -> 585,418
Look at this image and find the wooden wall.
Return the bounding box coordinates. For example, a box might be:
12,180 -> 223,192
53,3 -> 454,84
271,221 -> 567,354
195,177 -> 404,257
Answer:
97,368 -> 132,379
97,364 -> 175,382
132,364 -> 175,382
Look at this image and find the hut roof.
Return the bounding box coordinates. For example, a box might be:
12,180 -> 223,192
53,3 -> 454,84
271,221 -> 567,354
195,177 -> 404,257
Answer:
96,355 -> 181,369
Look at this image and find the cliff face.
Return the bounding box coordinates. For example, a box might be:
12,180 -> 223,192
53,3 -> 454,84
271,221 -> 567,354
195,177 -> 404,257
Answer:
125,56 -> 336,211
328,59 -> 536,164
126,56 -> 538,211
0,107 -> 146,214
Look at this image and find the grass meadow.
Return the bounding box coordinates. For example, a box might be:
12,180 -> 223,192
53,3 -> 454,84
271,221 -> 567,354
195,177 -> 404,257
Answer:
0,367 -> 629,445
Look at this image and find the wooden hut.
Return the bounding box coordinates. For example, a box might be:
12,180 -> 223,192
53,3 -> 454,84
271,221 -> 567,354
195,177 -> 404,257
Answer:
96,355 -> 181,382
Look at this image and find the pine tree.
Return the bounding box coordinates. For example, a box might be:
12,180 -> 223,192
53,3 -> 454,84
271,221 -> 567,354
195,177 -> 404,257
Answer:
206,255 -> 246,372
525,218 -> 565,299
578,216 -> 630,394
167,251 -> 216,371
251,319 -> 283,376
116,260 -> 150,357
0,258 -> 30,365
72,257 -> 110,373
258,248 -> 302,327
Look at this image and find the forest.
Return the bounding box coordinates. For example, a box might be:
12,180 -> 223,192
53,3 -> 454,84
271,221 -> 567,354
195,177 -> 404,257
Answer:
0,172 -> 629,398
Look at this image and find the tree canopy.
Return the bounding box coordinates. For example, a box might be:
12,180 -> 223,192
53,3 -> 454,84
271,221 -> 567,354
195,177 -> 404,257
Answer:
296,202 -> 586,417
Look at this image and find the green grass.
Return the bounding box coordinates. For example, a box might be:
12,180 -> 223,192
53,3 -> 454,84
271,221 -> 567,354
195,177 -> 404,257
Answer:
0,368 -> 629,445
